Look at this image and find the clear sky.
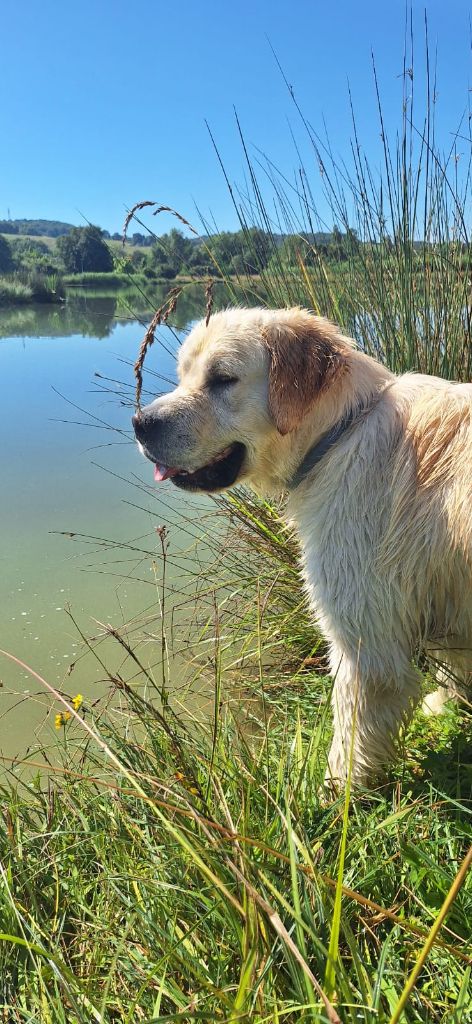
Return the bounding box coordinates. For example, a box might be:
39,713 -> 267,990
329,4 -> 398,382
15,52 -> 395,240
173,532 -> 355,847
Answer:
2,0 -> 472,236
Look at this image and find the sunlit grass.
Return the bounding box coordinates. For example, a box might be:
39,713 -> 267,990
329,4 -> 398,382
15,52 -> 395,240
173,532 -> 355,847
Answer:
0,647 -> 470,1022
0,272 -> 64,306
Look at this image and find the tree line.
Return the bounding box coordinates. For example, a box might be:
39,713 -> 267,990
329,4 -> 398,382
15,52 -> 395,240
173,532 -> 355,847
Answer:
0,222 -> 362,280
0,218 -> 76,237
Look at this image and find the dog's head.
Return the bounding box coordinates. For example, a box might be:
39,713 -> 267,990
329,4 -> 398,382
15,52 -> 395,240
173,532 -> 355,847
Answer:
132,307 -> 350,492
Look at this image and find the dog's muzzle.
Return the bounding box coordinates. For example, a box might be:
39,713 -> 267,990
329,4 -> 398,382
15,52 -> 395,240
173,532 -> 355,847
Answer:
132,408 -> 246,493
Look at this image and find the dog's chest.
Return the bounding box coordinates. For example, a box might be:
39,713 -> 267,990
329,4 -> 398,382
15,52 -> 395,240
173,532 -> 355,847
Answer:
287,458 -> 394,633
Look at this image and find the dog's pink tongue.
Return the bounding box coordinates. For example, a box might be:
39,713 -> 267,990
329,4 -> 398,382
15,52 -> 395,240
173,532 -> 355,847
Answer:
154,464 -> 178,482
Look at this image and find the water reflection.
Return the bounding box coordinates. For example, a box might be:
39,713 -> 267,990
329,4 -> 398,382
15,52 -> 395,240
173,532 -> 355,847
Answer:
0,288 -> 225,764
0,282 -> 229,341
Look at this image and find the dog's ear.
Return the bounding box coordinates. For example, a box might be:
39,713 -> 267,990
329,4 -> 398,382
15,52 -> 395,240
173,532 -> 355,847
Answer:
262,313 -> 348,435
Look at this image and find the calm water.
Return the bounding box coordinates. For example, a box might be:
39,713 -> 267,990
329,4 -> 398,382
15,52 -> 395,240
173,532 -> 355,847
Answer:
0,289 -> 217,764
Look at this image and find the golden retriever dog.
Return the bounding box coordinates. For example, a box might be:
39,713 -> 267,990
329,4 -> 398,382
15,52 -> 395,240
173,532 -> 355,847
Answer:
132,307 -> 472,786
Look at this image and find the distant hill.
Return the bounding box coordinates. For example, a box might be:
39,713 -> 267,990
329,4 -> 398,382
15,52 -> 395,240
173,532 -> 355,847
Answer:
0,218 -> 76,238
0,221 -> 353,248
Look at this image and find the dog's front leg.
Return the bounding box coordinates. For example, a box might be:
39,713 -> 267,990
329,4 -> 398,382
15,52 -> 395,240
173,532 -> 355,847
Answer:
325,644 -> 421,788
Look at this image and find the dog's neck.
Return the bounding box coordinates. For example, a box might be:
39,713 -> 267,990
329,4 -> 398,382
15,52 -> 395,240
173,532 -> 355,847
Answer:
251,348 -> 395,494
287,404 -> 361,490
298,357 -> 393,482
288,350 -> 394,489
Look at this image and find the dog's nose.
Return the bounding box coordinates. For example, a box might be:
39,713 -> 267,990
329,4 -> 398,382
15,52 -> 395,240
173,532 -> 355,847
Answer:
132,412 -> 145,441
132,405 -> 169,447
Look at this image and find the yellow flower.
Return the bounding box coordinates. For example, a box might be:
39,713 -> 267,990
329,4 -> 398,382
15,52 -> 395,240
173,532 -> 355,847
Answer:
72,693 -> 83,711
54,711 -> 71,729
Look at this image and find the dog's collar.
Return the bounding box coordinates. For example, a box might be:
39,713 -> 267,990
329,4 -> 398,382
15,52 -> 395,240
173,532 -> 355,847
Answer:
287,405 -> 361,491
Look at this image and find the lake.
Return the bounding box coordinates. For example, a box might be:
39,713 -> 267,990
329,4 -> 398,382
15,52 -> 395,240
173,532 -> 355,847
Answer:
0,287 -> 221,765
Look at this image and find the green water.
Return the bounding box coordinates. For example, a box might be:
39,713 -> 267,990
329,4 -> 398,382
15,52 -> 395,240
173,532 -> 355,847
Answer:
0,288 -> 217,765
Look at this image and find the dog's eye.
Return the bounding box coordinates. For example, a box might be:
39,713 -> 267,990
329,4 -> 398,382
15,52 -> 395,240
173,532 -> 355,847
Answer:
208,374 -> 239,389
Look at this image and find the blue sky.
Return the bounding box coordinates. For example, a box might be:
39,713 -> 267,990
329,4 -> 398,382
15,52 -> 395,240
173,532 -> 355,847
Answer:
2,0 -> 472,236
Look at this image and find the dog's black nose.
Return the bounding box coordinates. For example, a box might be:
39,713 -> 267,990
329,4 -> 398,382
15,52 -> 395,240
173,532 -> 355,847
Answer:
132,406 -> 168,448
132,413 -> 145,441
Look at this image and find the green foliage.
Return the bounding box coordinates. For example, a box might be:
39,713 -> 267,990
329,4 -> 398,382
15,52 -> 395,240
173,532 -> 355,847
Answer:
9,236 -> 62,274
11,237 -> 50,259
27,272 -> 65,303
0,675 -> 470,1023
147,227 -> 195,278
126,224 -> 363,282
63,270 -> 145,287
0,219 -> 18,234
56,225 -> 114,273
143,264 -> 158,280
129,230 -> 154,246
1,222 -> 364,285
0,233 -> 13,273
0,276 -> 32,304
0,272 -> 64,306
0,217 -> 75,236
199,64 -> 472,380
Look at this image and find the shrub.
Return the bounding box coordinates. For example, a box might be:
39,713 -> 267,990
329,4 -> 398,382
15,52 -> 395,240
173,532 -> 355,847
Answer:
0,276 -> 32,304
57,225 -> 114,273
28,272 -> 65,303
143,265 -> 157,279
0,234 -> 13,273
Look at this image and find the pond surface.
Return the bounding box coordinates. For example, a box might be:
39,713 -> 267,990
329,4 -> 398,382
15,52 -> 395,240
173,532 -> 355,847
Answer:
0,287 -> 222,765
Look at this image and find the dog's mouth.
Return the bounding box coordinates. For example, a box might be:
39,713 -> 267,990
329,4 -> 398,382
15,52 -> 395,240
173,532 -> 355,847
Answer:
152,442 -> 246,493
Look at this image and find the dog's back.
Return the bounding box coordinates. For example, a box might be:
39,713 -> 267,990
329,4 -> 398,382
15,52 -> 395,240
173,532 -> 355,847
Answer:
380,374 -> 472,653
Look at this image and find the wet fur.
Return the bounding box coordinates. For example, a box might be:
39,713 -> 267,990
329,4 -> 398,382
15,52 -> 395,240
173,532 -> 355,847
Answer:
134,308 -> 472,786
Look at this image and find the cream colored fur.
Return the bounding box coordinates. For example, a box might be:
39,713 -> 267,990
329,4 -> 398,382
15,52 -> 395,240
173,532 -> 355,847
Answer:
144,308 -> 472,785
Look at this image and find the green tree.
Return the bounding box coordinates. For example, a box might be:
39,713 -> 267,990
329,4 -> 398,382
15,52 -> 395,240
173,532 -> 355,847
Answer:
345,226 -> 360,255
242,227 -> 272,273
229,252 -> 246,275
130,249 -> 146,270
57,226 -> 113,273
206,228 -> 272,276
0,234 -> 13,272
165,229 -> 193,269
148,229 -> 194,278
10,237 -> 60,274
188,244 -> 214,277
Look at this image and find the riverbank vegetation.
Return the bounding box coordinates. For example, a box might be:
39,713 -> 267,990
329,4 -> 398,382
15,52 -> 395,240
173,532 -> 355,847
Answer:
1,23 -> 472,1024
0,271 -> 65,305
1,659 -> 470,1023
0,220 -> 359,306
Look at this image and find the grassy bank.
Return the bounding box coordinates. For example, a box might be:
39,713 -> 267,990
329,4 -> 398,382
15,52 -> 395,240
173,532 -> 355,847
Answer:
1,658 -> 471,1023
0,273 -> 65,307
63,271 -> 252,288
63,270 -> 144,288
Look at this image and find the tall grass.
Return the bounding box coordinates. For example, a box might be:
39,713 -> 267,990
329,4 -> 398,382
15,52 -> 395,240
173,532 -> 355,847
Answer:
63,270 -> 140,288
0,276 -> 33,305
0,648 -> 470,1023
193,15 -> 472,676
0,272 -> 64,306
200,25 -> 472,382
